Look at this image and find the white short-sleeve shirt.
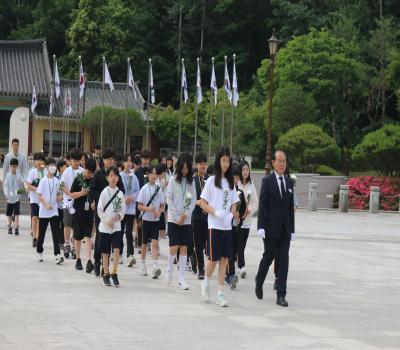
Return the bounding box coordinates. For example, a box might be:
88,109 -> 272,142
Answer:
137,183 -> 165,222
26,168 -> 46,204
37,176 -> 60,218
61,166 -> 83,208
200,175 -> 239,230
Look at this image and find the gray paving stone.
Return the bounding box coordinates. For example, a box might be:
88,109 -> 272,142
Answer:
0,210 -> 399,350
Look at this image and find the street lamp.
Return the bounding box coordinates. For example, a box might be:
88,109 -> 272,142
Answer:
265,28 -> 279,174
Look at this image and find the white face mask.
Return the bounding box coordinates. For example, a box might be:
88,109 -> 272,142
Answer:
48,165 -> 57,174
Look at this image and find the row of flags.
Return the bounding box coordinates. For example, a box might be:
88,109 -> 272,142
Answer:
181,55 -> 239,107
31,55 -> 239,114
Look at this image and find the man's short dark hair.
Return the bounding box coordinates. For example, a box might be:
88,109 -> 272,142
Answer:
156,163 -> 166,175
195,152 -> 207,164
102,148 -> 116,160
69,147 -> 83,161
94,144 -> 102,150
34,152 -> 46,162
85,158 -> 97,173
10,158 -> 19,166
11,138 -> 19,144
57,159 -> 66,171
46,157 -> 56,166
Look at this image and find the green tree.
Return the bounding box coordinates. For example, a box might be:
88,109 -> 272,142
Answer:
81,106 -> 144,154
275,123 -> 340,172
272,83 -> 318,135
353,124 -> 400,177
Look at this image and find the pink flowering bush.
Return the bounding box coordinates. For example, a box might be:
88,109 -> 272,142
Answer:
347,176 -> 400,210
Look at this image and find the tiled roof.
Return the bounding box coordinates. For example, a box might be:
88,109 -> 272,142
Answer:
0,39 -> 145,118
36,79 -> 145,120
0,39 -> 52,98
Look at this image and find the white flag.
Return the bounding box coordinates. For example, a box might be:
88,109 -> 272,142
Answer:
79,62 -> 85,98
224,59 -> 232,103
196,60 -> 202,104
31,85 -> 37,113
128,63 -> 137,100
149,61 -> 155,104
54,60 -> 61,98
64,88 -> 72,116
210,60 -> 218,105
181,60 -> 188,104
232,59 -> 239,107
104,61 -> 114,91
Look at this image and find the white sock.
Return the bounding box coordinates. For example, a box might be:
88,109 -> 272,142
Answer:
178,255 -> 187,284
153,260 -> 158,269
167,254 -> 175,273
141,259 -> 146,266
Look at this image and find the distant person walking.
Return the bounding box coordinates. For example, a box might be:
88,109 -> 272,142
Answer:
2,138 -> 28,183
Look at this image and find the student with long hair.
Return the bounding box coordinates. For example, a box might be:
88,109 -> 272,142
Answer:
198,146 -> 239,307
237,160 -> 258,278
165,153 -> 196,290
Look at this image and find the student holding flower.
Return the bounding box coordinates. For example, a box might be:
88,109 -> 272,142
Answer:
165,153 -> 196,290
199,146 -> 239,307
97,166 -> 126,287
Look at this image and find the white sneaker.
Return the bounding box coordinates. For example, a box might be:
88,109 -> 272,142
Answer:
140,264 -> 148,276
178,281 -> 190,290
201,280 -> 210,303
165,270 -> 173,285
55,255 -> 64,265
240,267 -> 247,279
36,253 -> 43,262
216,293 -> 228,307
152,267 -> 161,279
231,274 -> 239,290
127,256 -> 136,267
119,256 -> 124,265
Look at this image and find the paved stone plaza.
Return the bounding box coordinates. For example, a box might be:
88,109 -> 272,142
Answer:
0,211 -> 399,350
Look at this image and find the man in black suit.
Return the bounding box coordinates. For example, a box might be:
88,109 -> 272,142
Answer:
255,150 -> 295,307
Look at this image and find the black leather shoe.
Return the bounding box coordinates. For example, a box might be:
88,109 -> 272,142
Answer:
255,280 -> 263,300
276,297 -> 288,307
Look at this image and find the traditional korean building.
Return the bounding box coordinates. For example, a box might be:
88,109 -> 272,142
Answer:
0,39 -> 158,157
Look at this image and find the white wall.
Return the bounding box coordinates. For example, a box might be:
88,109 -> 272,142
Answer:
9,107 -> 29,156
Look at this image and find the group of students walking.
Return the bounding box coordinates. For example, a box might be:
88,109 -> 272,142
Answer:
3,139 -> 264,307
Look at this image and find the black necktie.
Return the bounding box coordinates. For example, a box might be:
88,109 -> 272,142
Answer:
279,176 -> 285,199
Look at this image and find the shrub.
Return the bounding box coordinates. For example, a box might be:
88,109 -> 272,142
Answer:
275,123 -> 340,172
316,165 -> 341,176
347,176 -> 400,210
353,124 -> 400,177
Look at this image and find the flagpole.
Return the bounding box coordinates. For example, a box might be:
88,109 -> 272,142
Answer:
178,58 -> 184,156
193,57 -> 200,165
146,58 -> 151,150
101,57 -> 105,147
229,53 -> 236,153
75,56 -> 81,147
50,55 -> 55,156
208,57 -> 215,160
32,84 -> 36,154
124,58 -> 130,154
61,91 -> 64,156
